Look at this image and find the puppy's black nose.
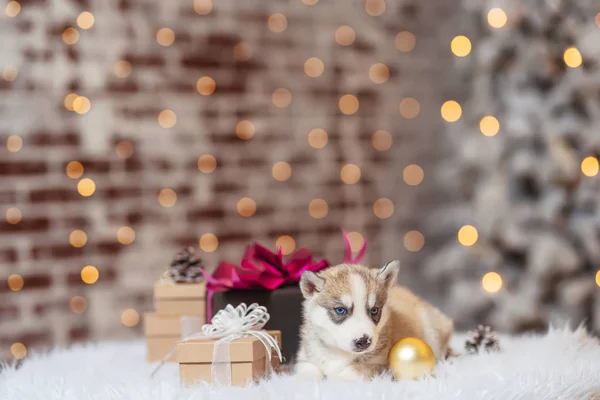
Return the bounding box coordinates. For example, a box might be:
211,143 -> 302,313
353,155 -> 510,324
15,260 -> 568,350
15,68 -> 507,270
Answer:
354,335 -> 372,351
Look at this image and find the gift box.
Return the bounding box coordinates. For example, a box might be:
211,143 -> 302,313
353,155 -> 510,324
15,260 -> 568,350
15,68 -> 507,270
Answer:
144,313 -> 203,362
153,281 -> 206,317
177,330 -> 282,386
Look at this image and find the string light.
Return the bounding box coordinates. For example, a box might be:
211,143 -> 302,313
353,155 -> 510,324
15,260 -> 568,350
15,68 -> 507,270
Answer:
341,164 -> 361,184
236,120 -> 255,140
403,164 -> 424,186
69,296 -> 87,313
81,265 -> 99,284
596,270 -> 600,287
272,162 -> 292,182
66,161 -> 84,179
347,231 -> 364,252
199,233 -> 219,252
76,11 -> 95,29
373,198 -> 394,219
487,8 -> 507,28
233,42 -> 252,61
308,128 -> 328,148
564,47 -> 582,68
458,225 -> 478,247
113,60 -> 132,78
339,94 -> 359,115
441,100 -> 462,122
272,88 -> 292,108
63,27 -> 80,45
365,0 -> 385,16
480,116 -> 500,136
198,154 -> 217,173
404,231 -> 425,252
399,97 -> 420,119
395,31 -> 416,52
10,343 -> 27,359
6,207 -> 22,224
369,63 -> 389,84
73,96 -> 91,114
335,26 -> 355,46
156,28 -> 175,46
158,189 -> 177,207
196,76 -> 216,96
121,309 -> 140,327
69,230 -> 88,248
581,156 -> 599,177
5,1 -> 20,17
451,35 -> 471,57
276,235 -> 296,255
268,13 -> 288,33
482,272 -> 502,293
158,109 -> 177,128
304,57 -> 324,77
64,93 -> 78,111
2,65 -> 18,81
77,178 -> 96,197
194,0 -> 212,15
115,141 -> 134,159
6,135 -> 23,152
237,197 -> 257,217
308,198 -> 328,219
8,274 -> 24,291
117,226 -> 135,245
372,130 -> 392,151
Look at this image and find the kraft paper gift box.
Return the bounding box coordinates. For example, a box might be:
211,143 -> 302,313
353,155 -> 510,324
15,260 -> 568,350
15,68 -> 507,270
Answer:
144,313 -> 203,362
153,281 -> 206,317
176,330 -> 282,387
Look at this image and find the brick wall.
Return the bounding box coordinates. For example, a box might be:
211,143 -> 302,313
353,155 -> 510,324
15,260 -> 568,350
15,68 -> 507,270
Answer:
0,0 -> 462,359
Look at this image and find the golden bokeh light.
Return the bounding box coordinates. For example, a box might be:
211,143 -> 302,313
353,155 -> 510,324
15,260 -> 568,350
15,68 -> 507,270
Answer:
272,88 -> 292,108
157,28 -> 175,46
64,93 -> 78,111
117,226 -> 135,245
113,60 -> 132,78
63,27 -> 80,45
487,8 -> 507,28
369,63 -> 390,84
596,13 -> 600,28
66,161 -> 84,179
69,296 -> 87,314
403,164 -> 424,186
73,96 -> 91,115
395,31 -> 416,52
197,76 -> 216,96
116,141 -> 134,159
158,109 -> 177,128
276,235 -> 296,256
564,47 -> 582,68
302,0 -> 319,5
268,13 -> 288,33
441,100 -> 462,122
581,156 -> 599,177
5,1 -> 21,17
348,231 -> 364,252
372,130 -> 392,151
233,42 -> 252,61
236,120 -> 255,140
121,309 -> 140,327
341,164 -> 361,184
482,272 -> 503,293
2,65 -> 18,81
304,57 -> 325,78
7,135 -> 23,152
10,343 -> 27,360
365,0 -> 385,16
69,230 -> 88,248
8,274 -> 24,291
596,270 -> 600,287
399,97 -> 420,119
339,94 -> 359,115
335,25 -> 355,46
198,154 -> 217,173
458,225 -> 478,247
77,178 -> 96,197
308,198 -> 329,219
451,35 -> 471,57
158,188 -> 177,207
404,231 -> 425,252
81,265 -> 99,284
237,197 -> 257,217
272,161 -> 292,182
373,198 -> 394,219
194,0 -> 212,15
77,11 -> 95,29
480,115 -> 500,136
6,207 -> 22,224
308,128 -> 328,149
199,233 -> 219,252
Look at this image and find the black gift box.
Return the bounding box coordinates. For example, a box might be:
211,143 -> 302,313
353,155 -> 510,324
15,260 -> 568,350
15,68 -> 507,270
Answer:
210,285 -> 303,364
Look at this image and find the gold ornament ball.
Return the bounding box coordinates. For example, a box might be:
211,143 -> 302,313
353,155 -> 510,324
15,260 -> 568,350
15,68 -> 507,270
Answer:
387,337 -> 436,380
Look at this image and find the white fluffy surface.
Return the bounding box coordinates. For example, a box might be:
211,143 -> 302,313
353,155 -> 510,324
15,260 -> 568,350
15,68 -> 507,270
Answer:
1,326 -> 599,400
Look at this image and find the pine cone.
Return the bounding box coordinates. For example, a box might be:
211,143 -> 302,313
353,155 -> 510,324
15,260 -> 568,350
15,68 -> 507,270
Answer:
168,246 -> 204,283
465,325 -> 500,354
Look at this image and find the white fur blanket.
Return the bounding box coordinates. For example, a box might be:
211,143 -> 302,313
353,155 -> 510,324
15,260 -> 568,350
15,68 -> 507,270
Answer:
1,326 -> 599,400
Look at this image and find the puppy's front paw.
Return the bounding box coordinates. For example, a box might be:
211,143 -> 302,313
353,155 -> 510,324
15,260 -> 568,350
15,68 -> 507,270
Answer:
332,366 -> 363,381
293,362 -> 324,381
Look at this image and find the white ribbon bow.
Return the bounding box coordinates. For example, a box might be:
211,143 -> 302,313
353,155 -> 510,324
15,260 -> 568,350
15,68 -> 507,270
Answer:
151,303 -> 283,386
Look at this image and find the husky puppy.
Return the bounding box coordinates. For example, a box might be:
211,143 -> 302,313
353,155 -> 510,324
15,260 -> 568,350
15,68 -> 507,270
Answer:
295,261 -> 453,380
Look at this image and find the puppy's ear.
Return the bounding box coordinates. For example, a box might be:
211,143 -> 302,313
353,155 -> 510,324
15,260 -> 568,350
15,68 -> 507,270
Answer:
300,271 -> 325,299
376,260 -> 400,289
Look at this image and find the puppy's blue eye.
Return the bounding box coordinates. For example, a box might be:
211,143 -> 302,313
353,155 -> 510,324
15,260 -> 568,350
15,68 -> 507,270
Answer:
370,307 -> 379,315
335,307 -> 347,315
